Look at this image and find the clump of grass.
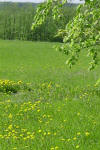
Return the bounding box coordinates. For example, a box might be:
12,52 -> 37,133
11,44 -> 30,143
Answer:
0,79 -> 31,94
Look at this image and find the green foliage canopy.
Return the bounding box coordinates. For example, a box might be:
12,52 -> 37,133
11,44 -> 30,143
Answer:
32,0 -> 100,70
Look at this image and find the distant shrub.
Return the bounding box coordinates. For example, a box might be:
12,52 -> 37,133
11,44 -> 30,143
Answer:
0,79 -> 31,94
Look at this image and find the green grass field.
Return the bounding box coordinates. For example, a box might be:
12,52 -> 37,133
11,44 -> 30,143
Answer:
0,40 -> 100,150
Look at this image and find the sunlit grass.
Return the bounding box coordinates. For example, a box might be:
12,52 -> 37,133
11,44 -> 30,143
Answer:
0,40 -> 100,150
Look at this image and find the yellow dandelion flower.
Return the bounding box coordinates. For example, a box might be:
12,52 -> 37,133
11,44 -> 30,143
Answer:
37,101 -> 40,104
64,120 -> 67,122
13,136 -> 17,139
0,135 -> 3,138
73,137 -> 77,140
48,83 -> 51,88
37,109 -> 40,112
8,125 -> 12,130
44,132 -> 46,136
50,148 -> 54,150
16,126 -> 19,128
77,132 -> 81,136
85,132 -> 90,136
43,114 -> 46,118
67,138 -> 71,142
12,130 -> 15,133
48,132 -> 51,135
76,145 -> 80,149
24,109 -> 27,112
39,120 -> 42,123
18,80 -> 22,84
8,113 -> 13,119
20,134 -> 23,137
30,136 -> 34,139
55,146 -> 59,149
26,136 -> 30,139
27,132 -> 31,135
7,99 -> 11,103
21,129 -> 26,132
38,130 -> 42,133
61,138 -> 65,141
54,132 -> 56,135
77,112 -> 80,116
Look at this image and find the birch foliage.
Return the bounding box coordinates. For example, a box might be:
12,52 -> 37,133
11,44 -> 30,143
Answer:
32,0 -> 100,70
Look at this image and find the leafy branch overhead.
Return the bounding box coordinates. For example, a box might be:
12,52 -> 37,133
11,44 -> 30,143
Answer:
32,0 -> 100,70
31,0 -> 67,30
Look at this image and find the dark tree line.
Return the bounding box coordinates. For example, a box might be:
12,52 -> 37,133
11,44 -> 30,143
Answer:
0,2 -> 77,42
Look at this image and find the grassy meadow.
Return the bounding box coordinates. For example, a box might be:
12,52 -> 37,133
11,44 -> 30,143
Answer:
0,40 -> 100,150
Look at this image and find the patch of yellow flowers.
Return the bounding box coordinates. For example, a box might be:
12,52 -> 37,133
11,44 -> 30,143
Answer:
0,79 -> 24,93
